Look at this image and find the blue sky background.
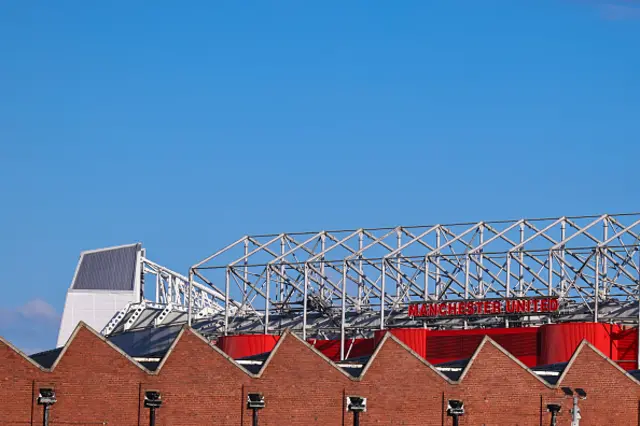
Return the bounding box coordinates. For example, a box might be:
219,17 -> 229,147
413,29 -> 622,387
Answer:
0,0 -> 638,353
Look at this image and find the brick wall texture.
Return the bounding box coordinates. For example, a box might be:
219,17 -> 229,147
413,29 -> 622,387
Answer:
1,323 -> 639,426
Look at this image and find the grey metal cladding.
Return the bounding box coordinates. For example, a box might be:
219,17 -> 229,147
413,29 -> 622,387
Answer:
72,244 -> 140,291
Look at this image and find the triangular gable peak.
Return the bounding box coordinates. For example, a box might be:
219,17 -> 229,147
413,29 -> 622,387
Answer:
0,335 -> 48,372
258,330 -> 355,380
49,322 -> 152,374
557,339 -> 640,387
154,326 -> 255,378
458,335 -> 552,388
359,331 -> 453,384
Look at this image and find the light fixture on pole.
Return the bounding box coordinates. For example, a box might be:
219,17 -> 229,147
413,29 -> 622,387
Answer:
144,391 -> 162,426
37,388 -> 56,426
447,399 -> 464,426
561,387 -> 587,426
546,403 -> 561,426
247,392 -> 265,426
346,396 -> 367,426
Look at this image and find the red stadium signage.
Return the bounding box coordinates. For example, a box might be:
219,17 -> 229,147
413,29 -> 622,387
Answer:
408,297 -> 559,318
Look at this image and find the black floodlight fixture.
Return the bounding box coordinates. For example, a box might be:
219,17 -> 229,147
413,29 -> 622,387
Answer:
561,387 -> 574,397
546,404 -> 561,414
575,388 -> 587,399
346,396 -> 367,426
144,391 -> 163,409
247,393 -> 265,426
447,399 -> 464,426
247,393 -> 266,410
547,404 -> 561,426
447,399 -> 464,416
37,388 -> 57,406
346,396 -> 367,413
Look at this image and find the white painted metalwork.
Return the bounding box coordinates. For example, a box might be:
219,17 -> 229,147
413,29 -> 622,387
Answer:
187,213 -> 640,358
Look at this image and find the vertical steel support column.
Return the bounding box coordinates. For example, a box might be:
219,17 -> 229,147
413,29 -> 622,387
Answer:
340,261 -> 347,360
561,220 -> 566,295
187,269 -> 194,326
435,229 -> 441,298
594,250 -> 600,323
358,232 -> 364,310
396,229 -> 402,300
265,267 -> 270,334
464,255 -> 470,299
280,238 -> 285,303
478,225 -> 484,295
424,255 -> 430,300
320,234 -> 326,299
548,251 -> 553,296
380,260 -> 386,330
519,223 -> 525,296
155,272 -> 160,303
244,239 -> 249,295
506,254 -> 512,298
303,264 -> 309,340
224,267 -> 230,335
602,220 -> 608,297
353,411 -> 360,426
252,409 -> 259,426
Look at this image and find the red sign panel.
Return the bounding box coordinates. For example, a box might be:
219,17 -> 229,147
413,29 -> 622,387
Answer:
408,297 -> 559,318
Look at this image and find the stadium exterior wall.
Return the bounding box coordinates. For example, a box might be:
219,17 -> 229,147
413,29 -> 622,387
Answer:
1,323 -> 640,425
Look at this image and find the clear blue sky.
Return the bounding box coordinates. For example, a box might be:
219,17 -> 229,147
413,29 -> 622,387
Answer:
0,0 -> 638,352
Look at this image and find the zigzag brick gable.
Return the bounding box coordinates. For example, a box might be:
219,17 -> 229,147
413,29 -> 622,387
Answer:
255,333 -> 352,425
358,335 -> 451,425
554,343 -> 640,426
455,338 -> 550,426
150,328 -> 252,426
2,326 -> 640,425
0,338 -> 44,424
46,325 -> 147,426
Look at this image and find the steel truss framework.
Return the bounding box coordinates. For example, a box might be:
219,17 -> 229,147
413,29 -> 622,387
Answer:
188,214 -> 640,353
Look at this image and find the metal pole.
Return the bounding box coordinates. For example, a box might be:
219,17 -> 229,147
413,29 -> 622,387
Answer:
519,222 -> 524,296
479,224 -> 484,295
252,409 -> 259,426
43,405 -> 50,426
149,407 -> 156,426
452,415 -> 459,426
424,255 -> 429,300
265,268 -> 270,334
435,229 -> 441,298
303,264 -> 309,340
353,411 -> 360,426
244,239 -> 249,295
396,229 -> 402,300
280,237 -> 285,303
380,261 -> 386,330
224,267 -> 230,335
358,232 -> 363,310
595,250 -> 600,323
187,269 -> 194,326
341,261 -> 347,360
561,220 -> 566,295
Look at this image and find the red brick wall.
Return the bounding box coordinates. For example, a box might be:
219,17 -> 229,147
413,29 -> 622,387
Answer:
2,324 -> 640,426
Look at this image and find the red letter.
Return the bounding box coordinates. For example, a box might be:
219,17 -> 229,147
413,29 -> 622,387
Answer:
540,299 -> 549,312
408,304 -> 419,317
484,301 -> 492,314
506,300 -> 515,313
438,303 -> 447,315
428,304 -> 438,316
533,299 -> 540,312
420,304 -> 428,316
549,298 -> 559,312
492,301 -> 501,314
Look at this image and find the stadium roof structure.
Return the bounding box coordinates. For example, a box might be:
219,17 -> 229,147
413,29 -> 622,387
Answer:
61,212 -> 640,361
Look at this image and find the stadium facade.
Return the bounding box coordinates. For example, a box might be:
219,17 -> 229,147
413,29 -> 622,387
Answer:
3,213 -> 640,425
